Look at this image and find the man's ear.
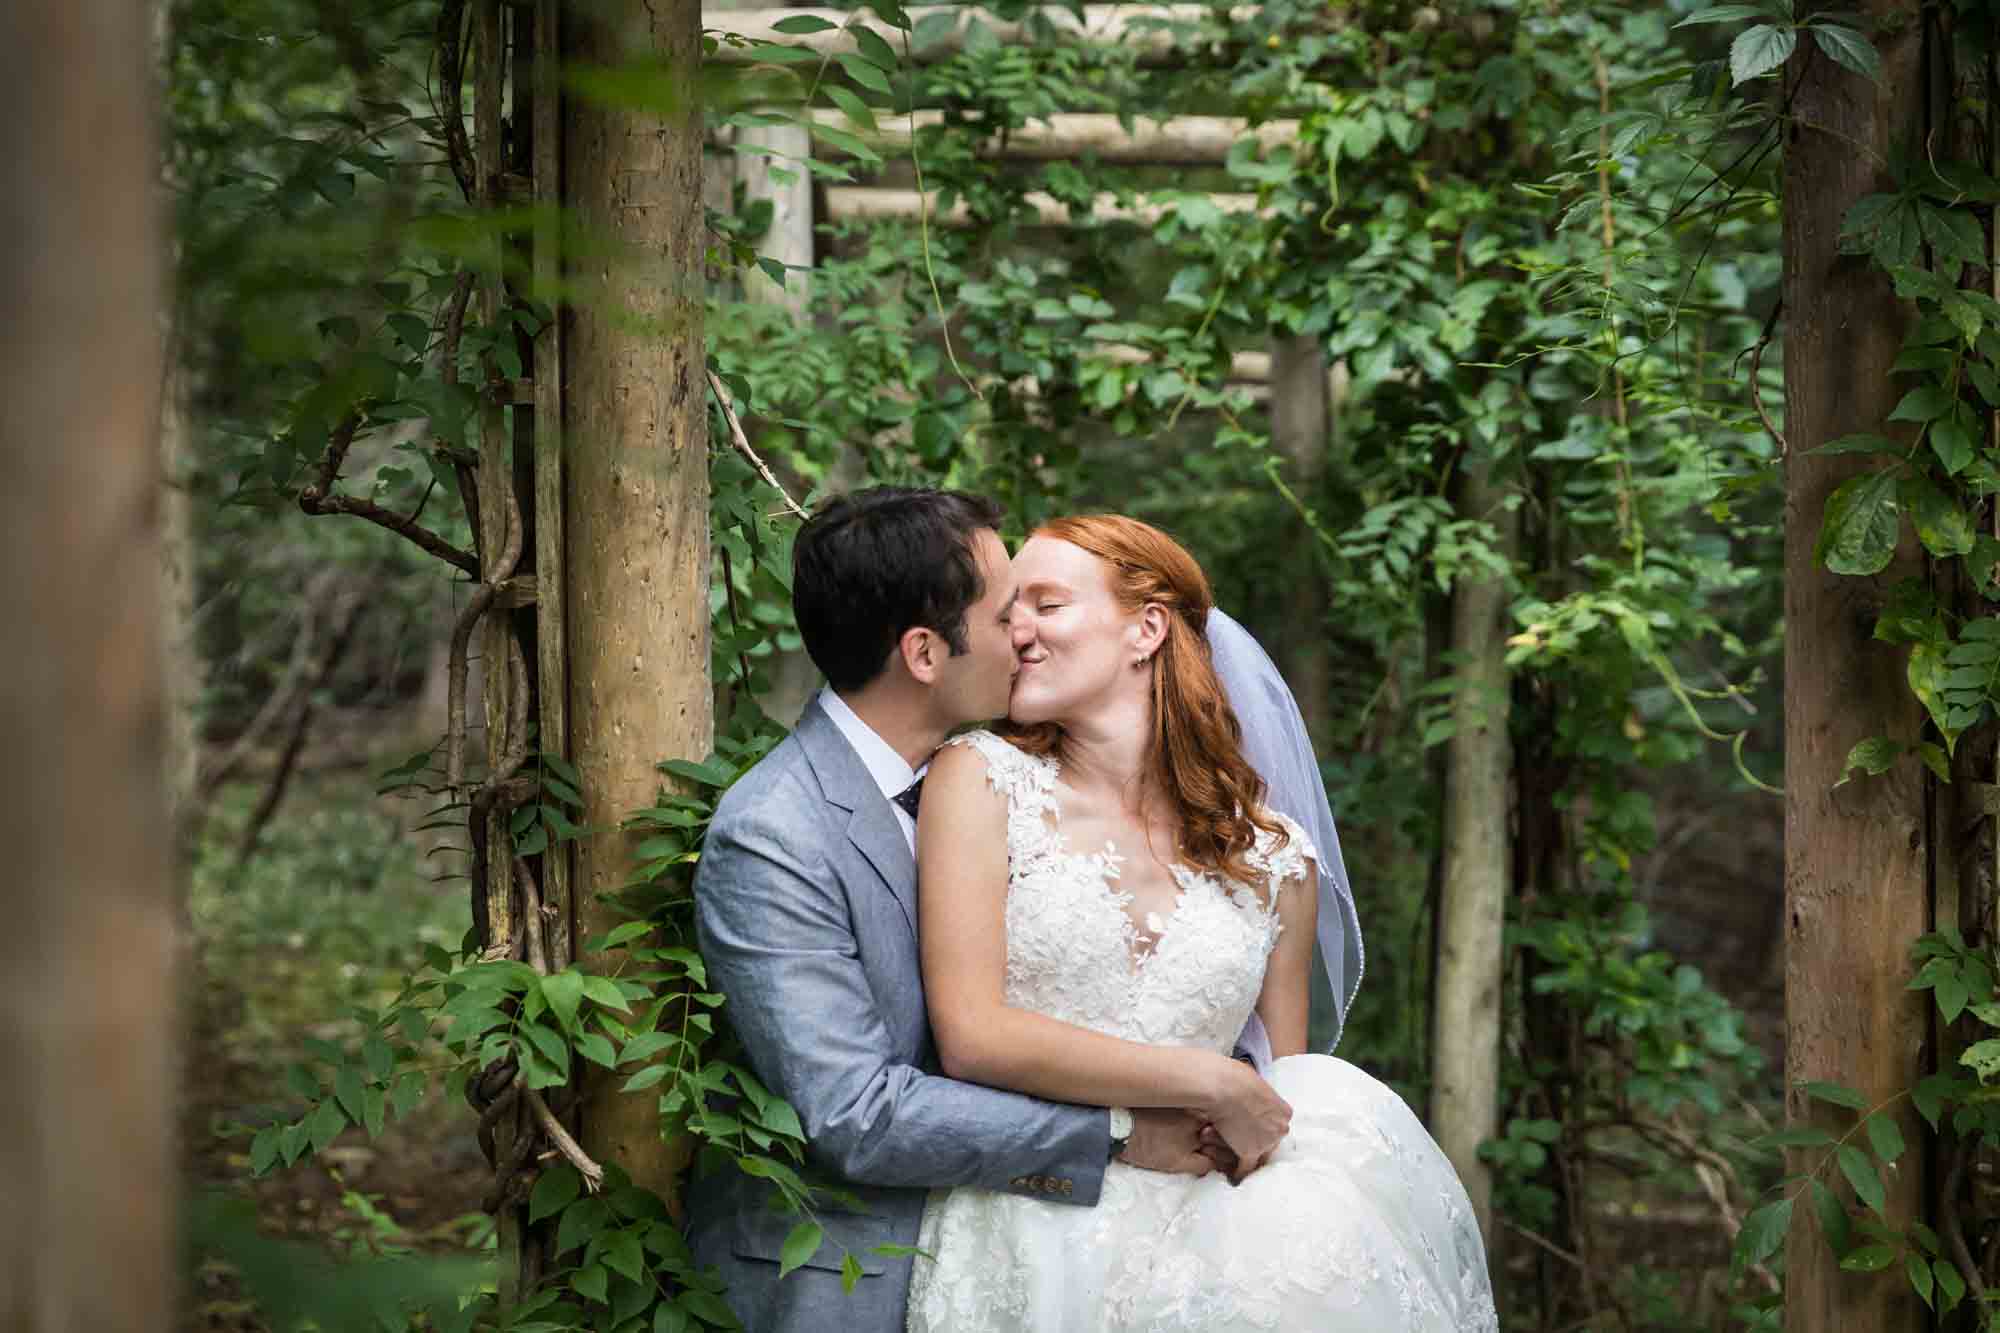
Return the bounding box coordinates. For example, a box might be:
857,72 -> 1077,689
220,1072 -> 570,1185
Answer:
899,625 -> 941,685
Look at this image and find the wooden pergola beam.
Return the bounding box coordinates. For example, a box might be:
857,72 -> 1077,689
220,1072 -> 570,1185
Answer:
823,186 -> 1269,227
704,5 -> 1256,63
803,109 -> 1300,163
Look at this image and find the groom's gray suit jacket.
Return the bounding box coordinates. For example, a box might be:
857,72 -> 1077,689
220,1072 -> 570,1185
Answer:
684,698 -> 1111,1333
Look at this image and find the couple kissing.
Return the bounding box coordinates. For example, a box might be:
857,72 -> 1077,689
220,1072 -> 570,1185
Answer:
682,487 -> 1497,1332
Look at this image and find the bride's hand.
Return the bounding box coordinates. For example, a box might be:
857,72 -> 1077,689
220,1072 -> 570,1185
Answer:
1195,1055 -> 1291,1171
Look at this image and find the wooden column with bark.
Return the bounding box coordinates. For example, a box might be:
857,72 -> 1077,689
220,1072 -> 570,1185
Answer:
565,0 -> 713,1203
0,2 -> 172,1328
1781,4 -> 1930,1329
1429,455 -> 1516,1245
1268,334 -> 1332,746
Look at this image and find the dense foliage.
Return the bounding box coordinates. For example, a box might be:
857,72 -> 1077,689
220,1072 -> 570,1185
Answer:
171,0 -> 1818,1327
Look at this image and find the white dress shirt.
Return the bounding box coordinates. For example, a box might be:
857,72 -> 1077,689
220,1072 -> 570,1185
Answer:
818,687 -> 924,853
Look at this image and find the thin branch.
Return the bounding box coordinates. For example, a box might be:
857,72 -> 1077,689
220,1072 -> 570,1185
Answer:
1944,1135 -> 1990,1306
706,370 -> 810,520
194,574 -> 335,807
436,0 -> 475,202
1500,1216 -> 1586,1271
1745,298 -> 1787,457
527,1089 -> 605,1192
513,855 -> 548,974
231,586 -> 366,871
447,487 -> 524,789
299,487 -> 481,574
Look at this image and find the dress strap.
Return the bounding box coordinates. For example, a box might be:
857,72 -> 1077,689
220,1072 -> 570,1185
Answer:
945,730 -> 1063,866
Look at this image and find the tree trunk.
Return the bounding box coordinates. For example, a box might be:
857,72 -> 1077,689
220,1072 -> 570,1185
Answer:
564,0 -> 711,1205
1781,4 -> 1931,1329
0,3 -> 171,1328
1428,456 -> 1516,1245
1268,334 -> 1331,746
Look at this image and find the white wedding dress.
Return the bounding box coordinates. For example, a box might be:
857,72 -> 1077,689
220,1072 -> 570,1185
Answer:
906,731 -> 1498,1333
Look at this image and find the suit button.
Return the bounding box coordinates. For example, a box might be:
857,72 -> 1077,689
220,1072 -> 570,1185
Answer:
1009,1177 -> 1027,1190
1059,1179 -> 1073,1196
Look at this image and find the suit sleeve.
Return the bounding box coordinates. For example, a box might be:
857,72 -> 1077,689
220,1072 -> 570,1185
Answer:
694,800 -> 1110,1207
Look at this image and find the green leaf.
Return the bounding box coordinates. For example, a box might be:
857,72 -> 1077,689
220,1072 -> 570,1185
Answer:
1960,1036 -> 2000,1082
1675,4 -> 1770,26
308,1098 -> 348,1154
542,968 -> 586,1035
390,1069 -> 427,1119
1841,1243 -> 1896,1272
603,1229 -> 646,1281
841,1251 -> 864,1294
360,1085 -> 386,1139
363,1032 -> 395,1082
1837,1143 -> 1887,1215
573,1262 -> 609,1304
1816,469 -> 1901,576
1909,639 -> 1962,753
778,1221 -> 824,1279
836,51 -> 892,95
334,1065 -> 366,1124
1904,475 -> 1976,555
1730,24 -> 1797,84
771,13 -> 838,32
1890,386 -> 1956,423
576,1032 -> 620,1068
850,23 -> 899,73
1810,433 -> 1899,458
1930,418 -> 1976,475
1810,23 -> 1881,80
530,1165 -> 582,1223
809,119 -> 881,163
249,1126 -> 280,1175
581,975 -> 633,1013
1864,1112 -> 1906,1165
1835,737 -> 1902,787
824,85 -> 878,135
1802,1079 -> 1870,1111
1810,1177 -> 1852,1256
655,1302 -> 692,1333
1734,1198 -> 1792,1275
1938,1257 -> 1967,1313
555,1197 -> 612,1257
1909,1253 -> 1935,1308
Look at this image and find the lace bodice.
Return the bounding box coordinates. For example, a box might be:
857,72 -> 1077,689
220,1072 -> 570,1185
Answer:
948,730 -> 1315,1057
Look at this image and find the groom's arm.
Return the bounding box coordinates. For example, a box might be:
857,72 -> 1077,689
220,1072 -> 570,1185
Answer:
694,799 -> 1111,1207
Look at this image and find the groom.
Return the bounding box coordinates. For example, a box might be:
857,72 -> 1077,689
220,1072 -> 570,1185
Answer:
684,487 -> 1230,1332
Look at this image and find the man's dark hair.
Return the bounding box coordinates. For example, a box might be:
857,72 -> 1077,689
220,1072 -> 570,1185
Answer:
792,486 -> 1007,693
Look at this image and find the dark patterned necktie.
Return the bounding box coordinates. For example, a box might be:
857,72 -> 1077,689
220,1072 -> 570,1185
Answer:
892,777 -> 924,819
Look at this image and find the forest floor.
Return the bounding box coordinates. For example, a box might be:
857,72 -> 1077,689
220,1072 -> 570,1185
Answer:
181,768 -> 496,1330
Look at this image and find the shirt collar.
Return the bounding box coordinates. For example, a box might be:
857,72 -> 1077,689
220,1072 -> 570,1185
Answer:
817,688 -> 918,804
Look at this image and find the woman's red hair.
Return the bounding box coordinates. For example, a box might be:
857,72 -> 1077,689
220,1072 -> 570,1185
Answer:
999,515 -> 1286,886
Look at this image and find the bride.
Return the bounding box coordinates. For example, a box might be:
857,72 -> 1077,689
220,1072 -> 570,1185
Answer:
905,515 -> 1497,1332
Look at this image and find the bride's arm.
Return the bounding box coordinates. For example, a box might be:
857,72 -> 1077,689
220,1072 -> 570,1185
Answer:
917,743 -> 1288,1150
1253,851 -> 1319,1060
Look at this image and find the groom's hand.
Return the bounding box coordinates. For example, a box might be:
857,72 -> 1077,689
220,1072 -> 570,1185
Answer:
1117,1109 -> 1216,1177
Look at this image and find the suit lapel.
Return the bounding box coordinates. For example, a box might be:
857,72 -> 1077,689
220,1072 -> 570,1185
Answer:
793,700 -> 919,936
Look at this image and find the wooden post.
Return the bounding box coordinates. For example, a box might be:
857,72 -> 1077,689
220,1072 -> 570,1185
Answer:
532,0 -> 573,970
737,125 -> 813,316
565,0 -> 712,1204
1268,334 -> 1331,745
0,3 -> 173,1327
1781,3 -> 1930,1328
1428,456 -> 1516,1244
